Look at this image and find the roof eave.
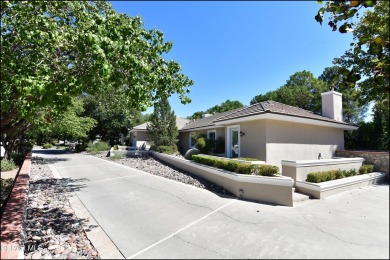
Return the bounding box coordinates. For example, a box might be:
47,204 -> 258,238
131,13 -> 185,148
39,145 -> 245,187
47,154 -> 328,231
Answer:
214,112 -> 358,130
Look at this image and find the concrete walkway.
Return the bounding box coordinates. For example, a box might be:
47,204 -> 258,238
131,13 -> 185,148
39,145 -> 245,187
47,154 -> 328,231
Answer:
33,150 -> 389,259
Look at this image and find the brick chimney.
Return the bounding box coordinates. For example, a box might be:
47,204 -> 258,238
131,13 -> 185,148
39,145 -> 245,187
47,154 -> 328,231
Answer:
321,91 -> 343,122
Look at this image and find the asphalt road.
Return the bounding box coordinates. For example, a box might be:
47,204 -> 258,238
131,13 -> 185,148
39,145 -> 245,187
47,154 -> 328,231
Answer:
34,150 -> 389,259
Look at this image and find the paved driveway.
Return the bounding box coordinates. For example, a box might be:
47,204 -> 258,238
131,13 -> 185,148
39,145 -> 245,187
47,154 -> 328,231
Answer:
34,151 -> 389,259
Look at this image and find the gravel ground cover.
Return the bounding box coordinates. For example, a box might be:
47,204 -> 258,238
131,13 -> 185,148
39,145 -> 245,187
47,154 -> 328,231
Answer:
23,156 -> 99,259
93,152 -> 235,197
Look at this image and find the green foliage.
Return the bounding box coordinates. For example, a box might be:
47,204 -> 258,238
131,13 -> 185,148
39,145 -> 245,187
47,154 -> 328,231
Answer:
359,164 -> 375,174
306,170 -> 338,183
307,168 -> 360,183
110,153 -> 125,160
147,97 -> 178,147
1,1 -> 193,156
86,142 -> 110,153
153,145 -> 178,155
1,178 -> 14,209
214,137 -> 225,154
251,165 -> 279,177
0,159 -> 16,172
236,157 -> 259,161
42,144 -> 53,149
251,71 -> 327,114
191,154 -> 278,176
75,144 -> 88,152
11,153 -> 25,166
188,100 -> 243,119
113,145 -> 118,150
195,136 -> 210,154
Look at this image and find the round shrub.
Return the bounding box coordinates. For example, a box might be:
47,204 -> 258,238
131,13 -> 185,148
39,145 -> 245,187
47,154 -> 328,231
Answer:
1,159 -> 16,172
251,165 -> 279,176
184,148 -> 200,160
42,143 -> 53,149
195,137 -> 208,153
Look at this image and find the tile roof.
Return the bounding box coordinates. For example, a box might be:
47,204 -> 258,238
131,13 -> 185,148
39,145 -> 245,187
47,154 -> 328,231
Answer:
180,108 -> 244,131
131,117 -> 190,131
214,100 -> 349,124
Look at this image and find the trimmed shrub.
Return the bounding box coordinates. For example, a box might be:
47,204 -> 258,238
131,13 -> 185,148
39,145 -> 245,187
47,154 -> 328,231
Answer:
191,155 -> 278,176
110,153 -> 125,160
11,153 -> 25,166
359,164 -> 374,174
42,143 -> 53,149
335,169 -> 345,179
251,165 -> 279,176
306,170 -> 338,183
1,159 -> 16,172
195,137 -> 210,154
86,141 -> 110,153
184,148 -> 200,160
235,157 -> 259,161
345,169 -> 357,177
155,145 -> 178,155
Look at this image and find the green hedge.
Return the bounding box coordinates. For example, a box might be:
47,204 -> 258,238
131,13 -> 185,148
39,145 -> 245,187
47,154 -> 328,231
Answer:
191,154 -> 279,176
86,141 -> 110,153
359,164 -> 374,174
42,143 -> 53,149
1,159 -> 16,172
306,166 -> 374,183
153,145 -> 178,155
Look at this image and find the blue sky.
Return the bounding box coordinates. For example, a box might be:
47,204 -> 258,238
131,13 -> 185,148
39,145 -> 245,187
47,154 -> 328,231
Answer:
110,1 -> 357,118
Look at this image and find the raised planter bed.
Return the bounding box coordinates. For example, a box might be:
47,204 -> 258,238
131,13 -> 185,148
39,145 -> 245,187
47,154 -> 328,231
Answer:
282,157 -> 364,184
295,172 -> 387,199
196,154 -> 266,165
151,152 -> 294,207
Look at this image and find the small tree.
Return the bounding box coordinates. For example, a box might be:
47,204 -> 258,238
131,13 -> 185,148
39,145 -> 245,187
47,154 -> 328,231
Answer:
147,97 -> 178,147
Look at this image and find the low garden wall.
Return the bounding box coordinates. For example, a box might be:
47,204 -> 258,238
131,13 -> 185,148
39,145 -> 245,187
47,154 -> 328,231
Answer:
295,172 -> 387,199
281,157 -> 364,184
336,150 -> 389,173
151,152 -> 294,207
1,154 -> 31,259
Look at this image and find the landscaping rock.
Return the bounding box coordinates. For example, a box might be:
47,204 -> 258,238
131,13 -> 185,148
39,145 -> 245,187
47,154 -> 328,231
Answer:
93,152 -> 234,196
23,157 -> 99,259
184,148 -> 200,160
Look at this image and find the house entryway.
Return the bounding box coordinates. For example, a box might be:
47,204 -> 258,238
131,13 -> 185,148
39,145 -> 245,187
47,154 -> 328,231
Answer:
227,125 -> 240,158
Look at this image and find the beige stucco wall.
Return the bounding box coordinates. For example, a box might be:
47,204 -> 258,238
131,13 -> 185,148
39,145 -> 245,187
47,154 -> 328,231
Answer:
133,131 -> 151,149
265,120 -> 344,169
236,121 -> 267,161
224,119 -> 344,170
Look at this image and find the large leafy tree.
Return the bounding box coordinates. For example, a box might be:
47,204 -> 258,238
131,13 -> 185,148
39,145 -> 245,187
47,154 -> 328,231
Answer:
251,71 -> 327,114
147,97 -> 178,147
318,66 -> 367,123
32,98 -> 96,144
1,1 -> 193,154
82,93 -> 144,144
188,100 -> 243,119
315,0 -> 389,104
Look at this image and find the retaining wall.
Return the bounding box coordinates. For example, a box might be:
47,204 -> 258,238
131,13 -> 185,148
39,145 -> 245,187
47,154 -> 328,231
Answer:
152,152 -> 294,207
336,150 -> 389,173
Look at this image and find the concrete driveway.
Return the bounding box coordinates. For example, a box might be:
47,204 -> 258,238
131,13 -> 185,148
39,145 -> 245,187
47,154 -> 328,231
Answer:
34,150 -> 389,259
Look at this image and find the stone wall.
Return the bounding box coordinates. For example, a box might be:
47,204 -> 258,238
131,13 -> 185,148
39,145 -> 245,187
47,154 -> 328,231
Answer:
336,150 -> 389,173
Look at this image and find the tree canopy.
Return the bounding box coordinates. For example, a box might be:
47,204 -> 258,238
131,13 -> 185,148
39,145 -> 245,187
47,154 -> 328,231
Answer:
1,1 -> 193,153
315,0 -> 389,104
188,100 -> 243,119
147,97 -> 178,147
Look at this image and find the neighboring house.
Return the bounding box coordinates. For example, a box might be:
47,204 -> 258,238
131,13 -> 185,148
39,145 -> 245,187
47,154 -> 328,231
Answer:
131,91 -> 358,169
129,117 -> 190,150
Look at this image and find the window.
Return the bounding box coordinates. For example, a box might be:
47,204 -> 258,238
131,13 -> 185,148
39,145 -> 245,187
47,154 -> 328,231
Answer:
207,130 -> 217,150
190,132 -> 197,147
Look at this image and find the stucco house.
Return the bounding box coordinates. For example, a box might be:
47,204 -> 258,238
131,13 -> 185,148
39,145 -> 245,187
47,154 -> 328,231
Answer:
130,91 -> 358,169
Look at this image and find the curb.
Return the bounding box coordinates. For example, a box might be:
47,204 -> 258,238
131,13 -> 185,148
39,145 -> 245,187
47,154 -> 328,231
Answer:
1,154 -> 31,259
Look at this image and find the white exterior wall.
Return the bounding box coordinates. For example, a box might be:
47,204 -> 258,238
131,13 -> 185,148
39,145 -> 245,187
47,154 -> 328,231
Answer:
265,120 -> 344,169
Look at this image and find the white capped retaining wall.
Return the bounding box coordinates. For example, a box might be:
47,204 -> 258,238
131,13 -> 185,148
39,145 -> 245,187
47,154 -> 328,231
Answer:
296,172 -> 387,199
281,157 -> 364,184
152,152 -> 294,207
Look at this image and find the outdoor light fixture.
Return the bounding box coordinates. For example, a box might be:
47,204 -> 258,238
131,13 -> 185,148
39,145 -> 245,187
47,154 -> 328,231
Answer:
240,131 -> 245,137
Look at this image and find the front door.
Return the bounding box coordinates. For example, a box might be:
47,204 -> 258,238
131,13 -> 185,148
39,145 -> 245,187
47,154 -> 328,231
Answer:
228,126 -> 240,158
